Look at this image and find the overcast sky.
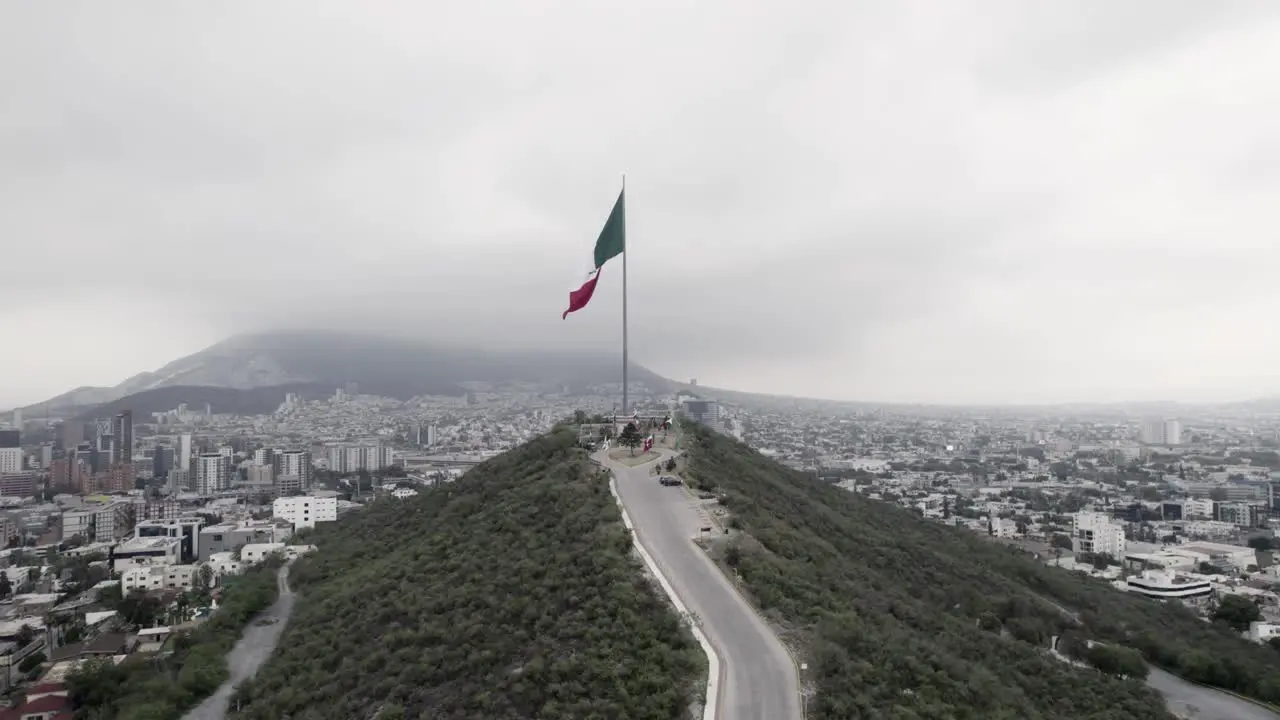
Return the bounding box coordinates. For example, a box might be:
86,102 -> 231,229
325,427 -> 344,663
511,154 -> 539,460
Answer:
3,1 -> 1278,408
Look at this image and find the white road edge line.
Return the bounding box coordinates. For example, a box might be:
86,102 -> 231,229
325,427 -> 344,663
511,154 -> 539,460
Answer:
609,474 -> 721,720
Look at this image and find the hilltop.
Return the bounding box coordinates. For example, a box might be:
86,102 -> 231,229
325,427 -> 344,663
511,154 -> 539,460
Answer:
228,428 -> 704,720
678,421 -> 1280,719
21,330 -> 671,415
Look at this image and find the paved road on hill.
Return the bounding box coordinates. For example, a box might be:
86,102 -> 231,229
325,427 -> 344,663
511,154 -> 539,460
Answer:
1146,666 -> 1280,720
182,562 -> 297,720
1042,599 -> 1279,720
600,450 -> 804,720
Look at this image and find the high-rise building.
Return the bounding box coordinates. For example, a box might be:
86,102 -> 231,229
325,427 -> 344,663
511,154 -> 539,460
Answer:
275,474 -> 303,497
112,411 -> 134,464
152,446 -> 175,478
254,447 -> 276,467
1071,511 -> 1126,558
195,453 -> 230,494
681,399 -> 720,426
48,457 -> 91,492
0,447 -> 21,474
1140,419 -> 1181,445
0,430 -> 18,448
246,465 -> 274,489
326,445 -> 392,473
168,468 -> 192,493
178,434 -> 193,472
88,463 -> 134,494
1216,502 -> 1262,528
94,418 -> 114,467
56,422 -> 83,452
0,472 -> 36,498
275,450 -> 313,489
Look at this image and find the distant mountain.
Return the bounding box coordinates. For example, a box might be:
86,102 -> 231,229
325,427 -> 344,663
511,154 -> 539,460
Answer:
23,330 -> 671,416
26,386 -> 126,414
68,383 -> 333,422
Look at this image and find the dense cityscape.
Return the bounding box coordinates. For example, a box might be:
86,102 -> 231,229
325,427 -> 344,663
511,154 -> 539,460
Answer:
0,379 -> 1278,715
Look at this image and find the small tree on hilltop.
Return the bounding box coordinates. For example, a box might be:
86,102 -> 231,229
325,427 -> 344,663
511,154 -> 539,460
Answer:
619,423 -> 642,456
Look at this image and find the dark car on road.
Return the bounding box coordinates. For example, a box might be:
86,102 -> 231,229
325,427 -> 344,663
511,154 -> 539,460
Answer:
658,476 -> 682,486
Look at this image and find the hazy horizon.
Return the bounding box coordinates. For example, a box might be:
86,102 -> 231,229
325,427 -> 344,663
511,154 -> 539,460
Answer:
4,2 -> 1279,409
2,328 -> 1278,412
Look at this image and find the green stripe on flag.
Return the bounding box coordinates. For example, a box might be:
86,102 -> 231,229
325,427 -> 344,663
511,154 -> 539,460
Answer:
593,189 -> 625,269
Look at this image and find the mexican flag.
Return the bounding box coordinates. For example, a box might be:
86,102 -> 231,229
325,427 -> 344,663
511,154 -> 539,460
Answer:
562,189 -> 625,320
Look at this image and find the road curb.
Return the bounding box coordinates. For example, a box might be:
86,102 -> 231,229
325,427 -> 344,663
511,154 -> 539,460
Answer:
608,473 -> 721,720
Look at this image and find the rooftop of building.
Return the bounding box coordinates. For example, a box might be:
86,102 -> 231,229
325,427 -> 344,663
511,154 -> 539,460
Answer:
1180,541 -> 1254,555
136,516 -> 203,527
1127,570 -> 1212,588
115,536 -> 179,553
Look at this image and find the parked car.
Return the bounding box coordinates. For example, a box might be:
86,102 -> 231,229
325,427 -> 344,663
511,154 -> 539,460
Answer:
658,476 -> 682,487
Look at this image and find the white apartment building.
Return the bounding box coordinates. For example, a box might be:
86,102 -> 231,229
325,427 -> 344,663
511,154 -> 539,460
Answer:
195,453 -> 230,494
273,496 -> 337,529
206,552 -> 242,577
241,542 -> 285,563
1182,498 -> 1215,518
0,448 -> 21,474
1140,419 -> 1182,445
1072,511 -> 1126,558
61,501 -> 134,543
989,515 -> 1017,539
1250,621 -> 1280,644
113,536 -> 183,569
120,564 -> 198,593
135,516 -> 204,563
1124,570 -> 1212,600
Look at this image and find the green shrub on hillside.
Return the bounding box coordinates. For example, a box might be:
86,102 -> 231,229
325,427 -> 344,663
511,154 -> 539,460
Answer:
230,429 -> 704,720
681,421 -> 1250,719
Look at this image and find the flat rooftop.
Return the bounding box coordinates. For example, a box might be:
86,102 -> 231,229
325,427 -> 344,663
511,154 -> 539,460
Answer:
115,537 -> 178,552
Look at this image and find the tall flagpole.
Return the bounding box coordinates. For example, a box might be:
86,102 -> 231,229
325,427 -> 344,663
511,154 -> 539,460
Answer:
621,173 -> 629,418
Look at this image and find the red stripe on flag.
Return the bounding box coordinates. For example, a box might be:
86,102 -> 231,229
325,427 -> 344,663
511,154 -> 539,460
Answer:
562,267 -> 603,320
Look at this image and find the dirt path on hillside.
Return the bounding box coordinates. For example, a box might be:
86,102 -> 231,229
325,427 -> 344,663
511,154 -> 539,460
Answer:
181,562 -> 296,720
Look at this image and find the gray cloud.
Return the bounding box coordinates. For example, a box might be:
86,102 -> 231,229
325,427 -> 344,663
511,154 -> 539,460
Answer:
2,0 -> 1279,407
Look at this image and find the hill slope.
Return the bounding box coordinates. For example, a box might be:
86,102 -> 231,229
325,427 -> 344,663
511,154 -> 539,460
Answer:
24,330 -> 672,414
229,428 -> 704,720
679,421 -> 1280,719
69,383 -> 333,421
